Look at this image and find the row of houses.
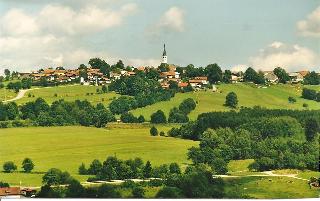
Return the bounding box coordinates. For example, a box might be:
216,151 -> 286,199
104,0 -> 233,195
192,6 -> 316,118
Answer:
18,66 -> 316,89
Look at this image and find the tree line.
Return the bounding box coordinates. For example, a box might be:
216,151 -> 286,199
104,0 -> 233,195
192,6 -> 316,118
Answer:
0,98 -> 115,128
36,156 -> 230,198
302,88 -> 320,102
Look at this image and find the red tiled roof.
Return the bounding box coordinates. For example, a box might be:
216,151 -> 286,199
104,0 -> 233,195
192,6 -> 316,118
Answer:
0,187 -> 21,196
178,82 -> 188,87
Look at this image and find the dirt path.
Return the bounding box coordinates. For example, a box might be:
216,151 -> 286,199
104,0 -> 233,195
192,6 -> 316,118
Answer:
2,84 -> 80,103
213,171 -> 308,181
2,89 -> 33,103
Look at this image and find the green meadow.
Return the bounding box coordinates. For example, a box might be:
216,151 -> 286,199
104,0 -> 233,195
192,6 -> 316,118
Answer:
224,176 -> 319,198
0,88 -> 16,102
132,83 -> 320,120
0,124 -> 198,186
15,85 -> 120,105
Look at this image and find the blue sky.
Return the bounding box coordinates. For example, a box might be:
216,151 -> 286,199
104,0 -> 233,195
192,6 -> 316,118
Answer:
0,0 -> 319,73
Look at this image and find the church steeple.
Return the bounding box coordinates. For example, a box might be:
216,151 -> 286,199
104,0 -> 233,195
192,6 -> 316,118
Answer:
162,43 -> 167,64
162,44 -> 167,56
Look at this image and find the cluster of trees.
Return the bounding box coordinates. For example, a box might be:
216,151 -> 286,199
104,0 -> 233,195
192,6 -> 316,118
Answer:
2,158 -> 34,173
0,98 -> 115,128
109,76 -> 175,114
302,88 -> 320,102
187,125 -> 318,173
120,112 -> 145,123
6,78 -> 32,92
168,107 -> 320,140
168,98 -> 196,123
78,156 -> 182,181
243,67 -> 265,84
304,71 -> 320,85
38,163 -> 229,198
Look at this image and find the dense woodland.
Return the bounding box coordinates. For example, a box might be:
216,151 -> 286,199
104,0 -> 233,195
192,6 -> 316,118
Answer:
167,107 -> 319,173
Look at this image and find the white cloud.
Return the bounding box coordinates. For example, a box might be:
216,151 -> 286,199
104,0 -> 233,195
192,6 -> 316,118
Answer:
38,3 -> 137,35
0,3 -> 138,72
147,6 -> 185,35
0,9 -> 40,36
297,6 -> 320,37
248,42 -> 319,72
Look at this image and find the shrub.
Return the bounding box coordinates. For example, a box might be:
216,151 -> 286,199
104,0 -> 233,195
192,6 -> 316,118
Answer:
150,126 -> 158,136
150,110 -> 167,124
179,98 -> 196,114
22,158 -> 34,173
3,161 -> 17,173
288,96 -> 296,103
132,186 -> 145,198
159,131 -> 165,136
42,168 -> 71,186
225,92 -> 238,108
78,163 -> 88,175
303,103 -> 308,108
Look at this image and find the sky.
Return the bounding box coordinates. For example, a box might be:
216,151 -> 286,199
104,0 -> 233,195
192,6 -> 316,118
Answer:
0,0 -> 319,73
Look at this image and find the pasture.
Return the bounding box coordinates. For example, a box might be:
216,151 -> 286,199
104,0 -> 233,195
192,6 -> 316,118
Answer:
0,124 -> 198,186
14,85 -> 120,105
132,83 -> 320,121
224,176 -> 318,198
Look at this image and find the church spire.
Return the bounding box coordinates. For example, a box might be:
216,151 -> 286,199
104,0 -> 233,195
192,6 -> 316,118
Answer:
162,43 -> 167,56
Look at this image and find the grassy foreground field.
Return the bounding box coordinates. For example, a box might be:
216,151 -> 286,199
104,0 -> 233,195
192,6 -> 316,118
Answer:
15,85 -> 120,105
0,124 -> 198,186
132,83 -> 320,120
0,88 -> 16,102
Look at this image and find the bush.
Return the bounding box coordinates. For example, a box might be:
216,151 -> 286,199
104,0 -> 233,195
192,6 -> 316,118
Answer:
159,131 -> 165,136
150,126 -> 158,136
156,186 -> 183,198
42,168 -> 71,186
78,163 -> 87,175
150,110 -> 167,124
225,92 -> 238,108
3,161 -> 17,173
288,96 -> 296,103
303,103 -> 308,108
0,181 -> 10,187
132,186 -> 145,198
179,98 -> 196,114
22,158 -> 34,173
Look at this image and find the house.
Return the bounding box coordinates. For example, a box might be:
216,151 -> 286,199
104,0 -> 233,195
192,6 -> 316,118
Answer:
178,82 -> 188,88
298,70 -> 309,77
160,71 -> 176,79
188,77 -> 208,88
289,72 -> 304,83
0,187 -> 22,198
264,71 -> 278,83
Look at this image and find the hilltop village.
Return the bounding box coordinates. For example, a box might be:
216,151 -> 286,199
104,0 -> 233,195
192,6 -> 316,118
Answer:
9,44 -> 320,91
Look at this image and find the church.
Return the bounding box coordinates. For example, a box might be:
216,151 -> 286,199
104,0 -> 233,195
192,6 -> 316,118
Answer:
161,44 -> 168,64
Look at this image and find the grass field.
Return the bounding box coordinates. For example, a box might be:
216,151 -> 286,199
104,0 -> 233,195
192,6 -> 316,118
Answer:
0,124 -> 198,186
15,85 -> 120,105
132,83 -> 320,121
0,88 -> 16,101
224,176 -> 319,198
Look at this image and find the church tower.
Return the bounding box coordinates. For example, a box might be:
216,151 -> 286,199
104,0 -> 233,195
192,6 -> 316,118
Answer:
162,44 -> 167,64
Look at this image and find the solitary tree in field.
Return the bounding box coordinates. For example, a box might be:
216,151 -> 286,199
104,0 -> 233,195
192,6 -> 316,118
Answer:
3,161 -> 17,173
22,158 -> 34,173
225,92 -> 238,108
150,126 -> 158,136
